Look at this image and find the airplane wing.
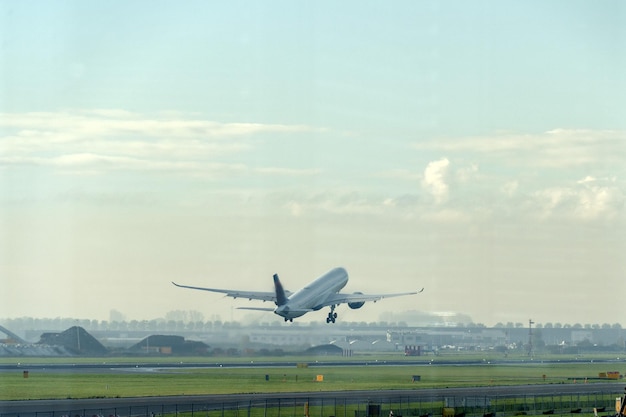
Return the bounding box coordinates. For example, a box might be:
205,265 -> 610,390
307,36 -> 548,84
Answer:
172,282 -> 287,302
322,288 -> 424,307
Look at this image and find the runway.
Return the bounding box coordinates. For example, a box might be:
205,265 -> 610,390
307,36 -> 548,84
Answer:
1,357 -> 623,373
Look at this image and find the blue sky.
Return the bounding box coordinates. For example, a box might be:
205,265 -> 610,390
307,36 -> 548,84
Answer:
1,1 -> 625,326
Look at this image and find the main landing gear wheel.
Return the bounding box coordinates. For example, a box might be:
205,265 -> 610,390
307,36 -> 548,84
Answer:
326,306 -> 337,324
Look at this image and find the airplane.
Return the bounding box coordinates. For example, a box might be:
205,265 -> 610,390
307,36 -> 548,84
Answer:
172,266 -> 423,323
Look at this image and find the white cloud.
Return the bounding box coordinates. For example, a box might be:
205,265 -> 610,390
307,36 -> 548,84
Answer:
456,163 -> 479,183
262,154 -> 622,225
406,129 -> 625,224
1,110 -> 316,141
575,184 -> 623,220
271,191 -> 389,218
378,169 -> 421,181
286,201 -> 304,217
501,181 -> 519,197
412,129 -> 626,169
532,179 -> 624,221
0,153 -> 247,178
255,167 -> 321,176
422,158 -> 450,204
3,113 -> 623,226
577,175 -> 596,184
0,110 -> 320,178
419,208 -> 471,223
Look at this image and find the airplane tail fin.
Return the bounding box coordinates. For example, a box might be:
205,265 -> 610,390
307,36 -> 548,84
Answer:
273,274 -> 288,306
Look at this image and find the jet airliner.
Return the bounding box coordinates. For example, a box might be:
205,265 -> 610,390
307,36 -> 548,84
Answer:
172,267 -> 423,323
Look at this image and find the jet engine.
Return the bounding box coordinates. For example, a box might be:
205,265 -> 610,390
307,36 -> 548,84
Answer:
348,292 -> 365,309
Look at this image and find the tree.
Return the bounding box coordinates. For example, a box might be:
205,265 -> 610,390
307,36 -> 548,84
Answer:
109,309 -> 126,322
165,310 -> 188,322
188,310 -> 205,323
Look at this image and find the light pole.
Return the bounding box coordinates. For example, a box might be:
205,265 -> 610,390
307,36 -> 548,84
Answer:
528,319 -> 534,358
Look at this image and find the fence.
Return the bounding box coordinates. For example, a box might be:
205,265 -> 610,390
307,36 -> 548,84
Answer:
0,390 -> 620,417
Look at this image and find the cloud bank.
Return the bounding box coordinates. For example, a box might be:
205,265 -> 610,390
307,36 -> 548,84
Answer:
0,110 -> 319,178
2,112 -> 624,224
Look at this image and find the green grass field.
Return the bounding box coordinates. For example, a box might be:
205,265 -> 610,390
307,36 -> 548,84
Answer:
1,354 -> 624,401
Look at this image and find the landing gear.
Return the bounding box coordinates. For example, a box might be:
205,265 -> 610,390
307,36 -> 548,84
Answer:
284,318 -> 293,322
326,305 -> 338,324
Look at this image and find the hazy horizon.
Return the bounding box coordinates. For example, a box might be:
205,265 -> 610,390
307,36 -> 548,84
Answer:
3,309 -> 623,329
2,2 -> 625,328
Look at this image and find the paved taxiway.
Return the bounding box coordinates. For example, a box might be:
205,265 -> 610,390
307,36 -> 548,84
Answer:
2,357 -> 624,373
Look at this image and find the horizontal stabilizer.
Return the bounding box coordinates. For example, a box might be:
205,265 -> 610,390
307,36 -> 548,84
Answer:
285,309 -> 314,314
237,307 -> 275,312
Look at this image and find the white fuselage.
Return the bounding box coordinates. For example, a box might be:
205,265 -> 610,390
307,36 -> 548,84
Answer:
274,267 -> 348,320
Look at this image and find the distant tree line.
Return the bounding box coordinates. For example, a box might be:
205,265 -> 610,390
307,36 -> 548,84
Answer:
492,322 -> 622,329
1,313 -> 622,335
1,316 -> 239,334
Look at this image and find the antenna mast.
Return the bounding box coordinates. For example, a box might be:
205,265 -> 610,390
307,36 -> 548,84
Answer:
528,319 -> 534,358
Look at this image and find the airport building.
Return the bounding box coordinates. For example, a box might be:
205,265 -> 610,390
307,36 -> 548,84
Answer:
1,320 -> 624,357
